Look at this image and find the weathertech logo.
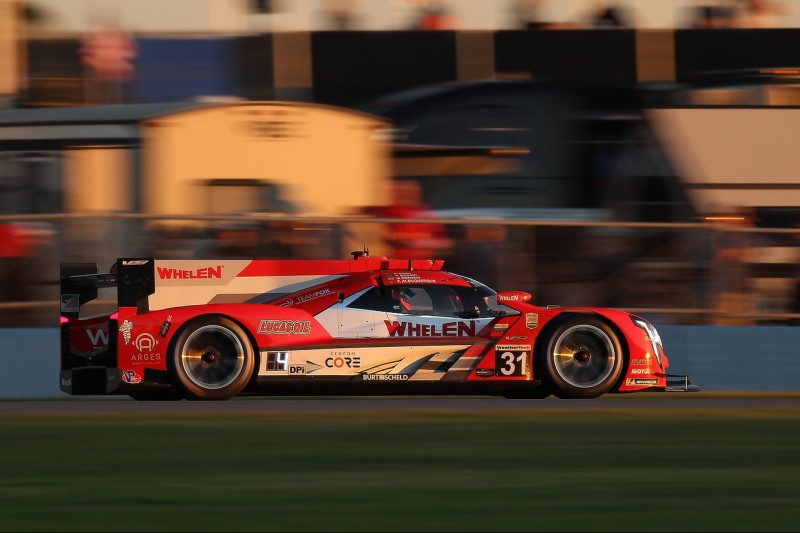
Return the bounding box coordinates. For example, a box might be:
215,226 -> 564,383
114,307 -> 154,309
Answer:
258,320 -> 311,334
157,266 -> 223,279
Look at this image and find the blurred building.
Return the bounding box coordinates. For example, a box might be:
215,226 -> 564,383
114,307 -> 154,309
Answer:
13,0 -> 800,32
0,0 -> 26,106
363,78 -> 695,222
0,100 -> 393,263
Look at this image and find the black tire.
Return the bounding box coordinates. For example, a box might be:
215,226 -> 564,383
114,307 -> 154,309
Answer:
169,316 -> 256,401
536,315 -> 624,399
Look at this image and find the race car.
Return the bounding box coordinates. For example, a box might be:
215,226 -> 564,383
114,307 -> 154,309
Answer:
59,252 -> 697,401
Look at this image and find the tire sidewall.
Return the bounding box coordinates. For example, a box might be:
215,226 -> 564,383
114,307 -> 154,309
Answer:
169,315 -> 256,401
536,314 -> 624,399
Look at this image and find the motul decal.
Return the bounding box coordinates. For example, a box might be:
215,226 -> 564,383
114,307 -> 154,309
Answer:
156,265 -> 223,279
258,320 -> 311,334
384,320 -> 476,337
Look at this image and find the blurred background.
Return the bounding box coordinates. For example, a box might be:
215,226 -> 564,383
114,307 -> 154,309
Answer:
3,0 -> 800,327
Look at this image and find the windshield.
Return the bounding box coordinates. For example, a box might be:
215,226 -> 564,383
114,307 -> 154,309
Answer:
462,277 -> 519,317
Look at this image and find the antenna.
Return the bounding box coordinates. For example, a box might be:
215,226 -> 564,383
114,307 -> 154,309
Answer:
351,245 -> 369,260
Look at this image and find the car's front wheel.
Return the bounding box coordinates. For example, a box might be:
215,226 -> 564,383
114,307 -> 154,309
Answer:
169,316 -> 256,401
536,315 -> 623,399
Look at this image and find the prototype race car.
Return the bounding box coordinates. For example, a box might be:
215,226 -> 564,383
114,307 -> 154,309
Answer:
59,252 -> 697,401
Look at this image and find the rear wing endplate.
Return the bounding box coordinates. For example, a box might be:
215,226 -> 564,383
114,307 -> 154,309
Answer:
60,258 -> 156,317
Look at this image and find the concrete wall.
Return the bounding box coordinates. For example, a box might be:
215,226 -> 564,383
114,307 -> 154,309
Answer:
1,325 -> 798,399
2,328 -> 60,399
658,325 -> 800,392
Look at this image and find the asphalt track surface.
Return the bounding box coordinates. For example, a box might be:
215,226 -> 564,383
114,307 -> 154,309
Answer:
2,393 -> 800,415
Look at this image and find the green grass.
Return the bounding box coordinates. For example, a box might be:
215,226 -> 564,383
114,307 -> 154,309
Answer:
2,407 -> 799,532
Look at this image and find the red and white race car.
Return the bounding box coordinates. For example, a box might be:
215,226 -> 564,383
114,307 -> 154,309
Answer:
59,252 -> 697,401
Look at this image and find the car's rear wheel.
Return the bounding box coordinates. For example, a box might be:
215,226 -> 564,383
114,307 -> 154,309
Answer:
170,316 -> 255,401
536,315 -> 623,399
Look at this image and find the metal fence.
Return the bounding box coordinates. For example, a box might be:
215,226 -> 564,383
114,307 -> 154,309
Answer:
2,212 -> 799,328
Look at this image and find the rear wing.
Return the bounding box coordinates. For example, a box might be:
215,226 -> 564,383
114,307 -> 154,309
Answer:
60,255 -> 446,316
60,258 -> 156,318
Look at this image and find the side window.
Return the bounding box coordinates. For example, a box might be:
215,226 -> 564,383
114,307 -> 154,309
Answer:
398,287 -> 433,315
348,284 -> 471,317
387,285 -> 465,317
429,285 -> 466,317
349,286 -> 394,312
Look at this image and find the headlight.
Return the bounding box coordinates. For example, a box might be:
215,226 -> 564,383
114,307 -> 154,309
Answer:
632,317 -> 664,368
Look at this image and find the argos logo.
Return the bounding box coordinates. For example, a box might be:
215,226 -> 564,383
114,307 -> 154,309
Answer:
133,333 -> 158,352
130,333 -> 161,364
